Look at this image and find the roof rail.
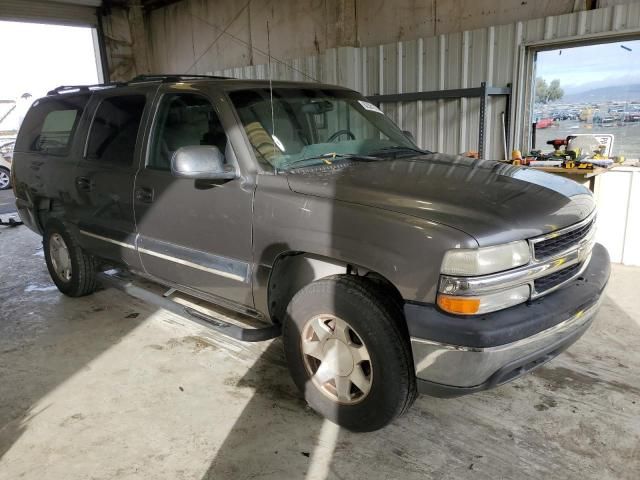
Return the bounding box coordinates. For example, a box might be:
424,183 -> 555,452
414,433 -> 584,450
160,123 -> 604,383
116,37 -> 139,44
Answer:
46,74 -> 233,97
128,74 -> 233,83
46,82 -> 125,96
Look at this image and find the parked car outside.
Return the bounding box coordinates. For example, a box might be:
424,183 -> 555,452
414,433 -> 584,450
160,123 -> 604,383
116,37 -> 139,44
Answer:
624,111 -> 640,122
11,76 -> 610,431
0,139 -> 14,190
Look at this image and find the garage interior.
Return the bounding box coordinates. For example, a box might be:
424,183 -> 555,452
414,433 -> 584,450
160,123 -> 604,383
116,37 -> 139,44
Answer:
1,1 -> 639,479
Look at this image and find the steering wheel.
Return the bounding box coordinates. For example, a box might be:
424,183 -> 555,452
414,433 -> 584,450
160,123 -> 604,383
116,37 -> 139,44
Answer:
327,129 -> 356,143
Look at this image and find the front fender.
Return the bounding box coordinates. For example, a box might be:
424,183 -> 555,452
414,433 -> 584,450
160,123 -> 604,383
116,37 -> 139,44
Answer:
252,174 -> 477,317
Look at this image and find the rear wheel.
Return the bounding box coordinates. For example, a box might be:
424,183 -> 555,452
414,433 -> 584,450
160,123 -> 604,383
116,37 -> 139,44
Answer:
283,275 -> 416,432
43,219 -> 98,297
0,167 -> 10,190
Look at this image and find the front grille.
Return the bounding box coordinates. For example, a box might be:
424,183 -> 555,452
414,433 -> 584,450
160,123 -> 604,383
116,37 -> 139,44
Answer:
534,263 -> 581,293
533,219 -> 594,260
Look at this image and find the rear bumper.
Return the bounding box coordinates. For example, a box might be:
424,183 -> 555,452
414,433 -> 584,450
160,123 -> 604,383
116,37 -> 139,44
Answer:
15,197 -> 40,234
407,243 -> 610,397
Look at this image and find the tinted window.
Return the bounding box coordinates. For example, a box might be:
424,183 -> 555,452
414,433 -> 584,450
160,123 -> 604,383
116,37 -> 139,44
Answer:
86,95 -> 146,166
15,95 -> 89,155
148,93 -> 227,171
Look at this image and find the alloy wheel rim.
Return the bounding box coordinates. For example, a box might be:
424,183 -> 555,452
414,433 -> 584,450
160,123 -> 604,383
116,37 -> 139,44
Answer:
49,233 -> 72,282
0,171 -> 9,189
301,314 -> 373,404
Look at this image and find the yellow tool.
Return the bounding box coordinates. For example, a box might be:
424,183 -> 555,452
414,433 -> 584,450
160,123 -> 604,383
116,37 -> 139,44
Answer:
511,149 -> 522,160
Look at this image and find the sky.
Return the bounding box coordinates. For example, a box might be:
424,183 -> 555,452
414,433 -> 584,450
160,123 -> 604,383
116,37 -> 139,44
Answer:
536,40 -> 640,94
0,20 -> 100,101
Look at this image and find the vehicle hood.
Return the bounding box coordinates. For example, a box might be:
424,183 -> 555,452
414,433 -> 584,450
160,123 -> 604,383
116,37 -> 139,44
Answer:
285,153 -> 595,245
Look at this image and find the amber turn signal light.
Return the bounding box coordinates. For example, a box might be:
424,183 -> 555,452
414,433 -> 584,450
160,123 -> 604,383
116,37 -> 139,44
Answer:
437,295 -> 481,315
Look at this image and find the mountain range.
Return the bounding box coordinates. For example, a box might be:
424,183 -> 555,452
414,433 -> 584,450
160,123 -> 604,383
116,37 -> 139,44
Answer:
562,84 -> 640,103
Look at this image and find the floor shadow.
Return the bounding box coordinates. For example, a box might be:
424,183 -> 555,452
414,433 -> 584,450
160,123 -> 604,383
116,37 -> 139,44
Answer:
200,340 -> 329,479
0,227 -> 152,460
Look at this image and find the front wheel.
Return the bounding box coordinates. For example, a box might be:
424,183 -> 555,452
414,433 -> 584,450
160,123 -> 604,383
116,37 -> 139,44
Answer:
283,275 -> 416,432
43,219 -> 98,297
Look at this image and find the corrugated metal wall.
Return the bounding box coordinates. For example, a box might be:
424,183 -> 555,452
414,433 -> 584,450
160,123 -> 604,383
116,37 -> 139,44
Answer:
212,2 -> 640,159
0,0 -> 97,26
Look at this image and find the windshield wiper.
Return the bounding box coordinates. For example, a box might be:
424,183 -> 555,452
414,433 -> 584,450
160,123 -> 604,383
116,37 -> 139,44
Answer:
283,153 -> 381,170
367,146 -> 430,157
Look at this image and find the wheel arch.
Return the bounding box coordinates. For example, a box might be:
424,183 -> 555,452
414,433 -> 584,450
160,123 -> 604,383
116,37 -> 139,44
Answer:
36,197 -> 67,234
267,251 -> 405,324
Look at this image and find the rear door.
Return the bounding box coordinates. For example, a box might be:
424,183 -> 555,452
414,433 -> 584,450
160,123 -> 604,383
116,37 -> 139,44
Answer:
74,86 -> 155,269
12,93 -> 90,232
133,85 -> 254,308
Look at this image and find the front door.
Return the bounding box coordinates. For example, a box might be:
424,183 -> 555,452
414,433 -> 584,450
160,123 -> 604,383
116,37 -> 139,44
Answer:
133,87 -> 254,308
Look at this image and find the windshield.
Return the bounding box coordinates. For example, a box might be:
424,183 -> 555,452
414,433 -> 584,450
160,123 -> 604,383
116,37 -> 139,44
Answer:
229,87 -> 421,170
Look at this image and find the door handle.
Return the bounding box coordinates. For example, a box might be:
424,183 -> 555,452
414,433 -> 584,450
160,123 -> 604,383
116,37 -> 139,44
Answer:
75,176 -> 93,192
135,186 -> 154,203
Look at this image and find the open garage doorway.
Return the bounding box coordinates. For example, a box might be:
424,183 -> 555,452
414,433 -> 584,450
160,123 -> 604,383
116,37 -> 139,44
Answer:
0,20 -> 101,196
521,35 -> 640,266
0,20 -> 101,135
532,39 -> 640,161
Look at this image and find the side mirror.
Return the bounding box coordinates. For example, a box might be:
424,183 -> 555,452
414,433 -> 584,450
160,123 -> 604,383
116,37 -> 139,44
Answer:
402,130 -> 416,144
171,146 -> 236,180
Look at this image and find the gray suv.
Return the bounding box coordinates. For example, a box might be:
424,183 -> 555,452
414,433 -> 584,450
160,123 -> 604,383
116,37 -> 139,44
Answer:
12,75 -> 610,431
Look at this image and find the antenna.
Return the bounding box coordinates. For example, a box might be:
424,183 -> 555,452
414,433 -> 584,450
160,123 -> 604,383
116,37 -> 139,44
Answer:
267,19 -> 276,164
187,10 -> 320,83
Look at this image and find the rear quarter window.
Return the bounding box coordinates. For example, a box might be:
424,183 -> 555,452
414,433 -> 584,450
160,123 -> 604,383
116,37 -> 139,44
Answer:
15,95 -> 89,155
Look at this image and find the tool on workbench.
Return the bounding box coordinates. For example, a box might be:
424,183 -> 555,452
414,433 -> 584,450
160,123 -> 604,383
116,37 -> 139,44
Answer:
511,149 -> 523,165
546,138 -> 568,150
528,160 -> 563,167
523,150 -> 542,166
546,138 -> 568,155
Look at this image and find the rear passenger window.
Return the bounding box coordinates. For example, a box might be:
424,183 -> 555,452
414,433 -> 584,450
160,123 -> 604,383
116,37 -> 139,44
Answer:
39,110 -> 78,150
15,95 -> 88,155
86,95 -> 146,166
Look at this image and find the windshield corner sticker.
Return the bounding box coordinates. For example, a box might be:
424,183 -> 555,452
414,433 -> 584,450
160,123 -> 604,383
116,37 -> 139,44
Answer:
358,100 -> 384,114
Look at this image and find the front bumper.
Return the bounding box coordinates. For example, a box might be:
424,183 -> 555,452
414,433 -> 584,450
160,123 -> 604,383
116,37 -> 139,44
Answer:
407,243 -> 610,397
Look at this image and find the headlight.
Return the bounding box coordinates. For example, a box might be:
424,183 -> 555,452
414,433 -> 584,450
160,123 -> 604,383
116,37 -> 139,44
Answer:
437,285 -> 530,315
441,241 -> 531,276
438,241 -> 533,315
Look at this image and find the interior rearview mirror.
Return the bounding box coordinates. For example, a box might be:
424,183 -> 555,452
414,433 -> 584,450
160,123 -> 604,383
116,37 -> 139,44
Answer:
302,100 -> 334,114
171,146 -> 236,180
402,130 -> 416,144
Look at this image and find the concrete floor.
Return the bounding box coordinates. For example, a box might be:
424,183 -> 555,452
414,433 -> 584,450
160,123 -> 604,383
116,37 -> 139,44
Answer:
1,225 -> 639,480
0,190 -> 16,215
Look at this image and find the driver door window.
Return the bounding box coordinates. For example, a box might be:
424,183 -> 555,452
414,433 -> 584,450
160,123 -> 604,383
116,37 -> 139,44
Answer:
134,89 -> 253,307
148,93 -> 227,170
315,100 -> 381,143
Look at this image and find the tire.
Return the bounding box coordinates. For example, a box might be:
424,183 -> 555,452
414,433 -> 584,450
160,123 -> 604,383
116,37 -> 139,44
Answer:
283,275 -> 417,432
43,219 -> 98,297
0,167 -> 10,190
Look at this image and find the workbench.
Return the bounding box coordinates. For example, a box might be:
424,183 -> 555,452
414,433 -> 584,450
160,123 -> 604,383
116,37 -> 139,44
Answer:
528,166 -> 609,191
